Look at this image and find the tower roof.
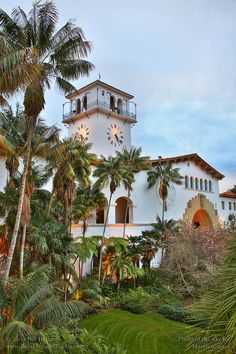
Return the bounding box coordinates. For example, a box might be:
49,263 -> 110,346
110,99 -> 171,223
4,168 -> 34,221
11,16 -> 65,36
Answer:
65,80 -> 134,100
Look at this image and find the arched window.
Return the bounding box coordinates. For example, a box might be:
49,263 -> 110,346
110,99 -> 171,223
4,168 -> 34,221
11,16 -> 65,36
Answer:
195,178 -> 199,190
83,96 -> 87,111
117,98 -> 123,115
209,180 -> 212,192
185,176 -> 189,188
96,199 -> 108,224
115,197 -> 133,223
204,179 -> 208,191
200,179 -> 203,191
190,177 -> 194,189
76,99 -> 81,114
110,95 -> 115,112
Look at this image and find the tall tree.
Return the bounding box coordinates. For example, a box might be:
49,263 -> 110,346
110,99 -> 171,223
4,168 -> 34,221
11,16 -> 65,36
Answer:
73,185 -> 106,238
117,147 -> 151,237
147,163 -> 183,221
93,155 -> 131,282
73,185 -> 106,277
0,106 -> 59,277
0,1 -> 94,287
50,138 -> 95,226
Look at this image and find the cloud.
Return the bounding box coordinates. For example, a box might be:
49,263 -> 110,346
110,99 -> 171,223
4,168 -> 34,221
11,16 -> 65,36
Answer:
3,0 -> 236,188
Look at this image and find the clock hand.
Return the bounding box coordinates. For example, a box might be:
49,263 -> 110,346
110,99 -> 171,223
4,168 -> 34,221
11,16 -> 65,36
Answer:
114,134 -> 119,142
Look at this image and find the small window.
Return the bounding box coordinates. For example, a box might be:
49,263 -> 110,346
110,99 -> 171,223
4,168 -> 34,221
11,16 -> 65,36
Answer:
204,179 -> 208,191
222,201 -> 225,210
234,202 -> 236,211
229,202 -> 232,211
185,176 -> 189,188
195,178 -> 199,190
200,179 -> 203,191
190,177 -> 194,189
209,181 -> 212,192
102,90 -> 105,96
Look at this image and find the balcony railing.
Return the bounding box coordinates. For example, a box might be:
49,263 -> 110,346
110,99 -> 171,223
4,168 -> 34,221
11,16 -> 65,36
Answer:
63,100 -> 136,121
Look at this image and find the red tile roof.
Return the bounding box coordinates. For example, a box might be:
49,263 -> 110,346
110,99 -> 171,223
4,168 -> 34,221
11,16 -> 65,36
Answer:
150,153 -> 224,180
220,191 -> 236,199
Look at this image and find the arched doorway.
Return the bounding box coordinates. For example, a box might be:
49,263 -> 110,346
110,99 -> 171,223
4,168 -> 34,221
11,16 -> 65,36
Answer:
115,197 -> 133,223
183,193 -> 219,227
192,209 -> 212,228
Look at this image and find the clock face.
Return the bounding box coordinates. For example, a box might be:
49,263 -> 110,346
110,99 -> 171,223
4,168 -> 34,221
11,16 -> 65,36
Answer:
76,124 -> 89,142
107,124 -> 124,147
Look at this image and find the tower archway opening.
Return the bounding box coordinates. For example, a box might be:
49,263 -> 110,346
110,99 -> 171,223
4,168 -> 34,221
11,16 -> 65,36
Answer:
83,96 -> 87,111
76,99 -> 81,114
110,95 -> 115,112
117,98 -> 123,115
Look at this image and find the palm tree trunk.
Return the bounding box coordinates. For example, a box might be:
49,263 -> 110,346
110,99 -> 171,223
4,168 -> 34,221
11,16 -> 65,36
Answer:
47,191 -> 55,217
19,224 -> 27,279
98,192 -> 112,282
122,189 -> 130,238
3,120 -> 35,288
117,276 -> 120,293
162,199 -> 165,222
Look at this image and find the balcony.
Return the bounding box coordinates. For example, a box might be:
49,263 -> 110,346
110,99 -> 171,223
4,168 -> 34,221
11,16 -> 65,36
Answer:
62,99 -> 137,122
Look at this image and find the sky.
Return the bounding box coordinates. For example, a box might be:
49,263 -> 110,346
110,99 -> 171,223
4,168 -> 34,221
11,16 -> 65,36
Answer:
2,0 -> 236,191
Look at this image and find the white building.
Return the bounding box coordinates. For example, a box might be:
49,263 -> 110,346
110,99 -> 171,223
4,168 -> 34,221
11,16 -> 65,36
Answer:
61,80 -> 236,239
1,80 -> 236,270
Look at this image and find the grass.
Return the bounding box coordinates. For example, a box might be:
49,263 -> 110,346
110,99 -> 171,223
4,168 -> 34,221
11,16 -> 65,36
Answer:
79,309 -> 194,354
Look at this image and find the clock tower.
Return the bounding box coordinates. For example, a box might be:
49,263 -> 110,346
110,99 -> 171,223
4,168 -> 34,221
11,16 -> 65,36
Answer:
62,81 -> 137,157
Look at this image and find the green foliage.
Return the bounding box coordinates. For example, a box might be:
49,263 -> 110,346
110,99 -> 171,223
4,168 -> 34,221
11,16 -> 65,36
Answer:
158,304 -> 193,323
0,266 -> 91,352
115,288 -> 154,314
9,325 -> 126,354
189,234 -> 236,353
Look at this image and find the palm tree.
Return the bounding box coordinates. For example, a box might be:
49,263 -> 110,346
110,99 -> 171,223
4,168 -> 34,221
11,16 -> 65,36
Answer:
0,265 -> 90,352
110,254 -> 136,292
191,234 -> 236,353
147,163 -> 183,221
73,185 -> 106,238
50,138 -> 95,226
93,155 -> 131,282
73,185 -> 106,277
117,147 -> 151,237
1,1 -> 94,288
143,217 -> 179,264
0,107 -> 59,278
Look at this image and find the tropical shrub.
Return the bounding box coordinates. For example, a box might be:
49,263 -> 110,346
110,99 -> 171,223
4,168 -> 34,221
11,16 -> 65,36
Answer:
189,234 -> 236,353
8,326 -> 126,354
0,265 -> 91,352
115,288 -> 154,314
158,304 -> 193,323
